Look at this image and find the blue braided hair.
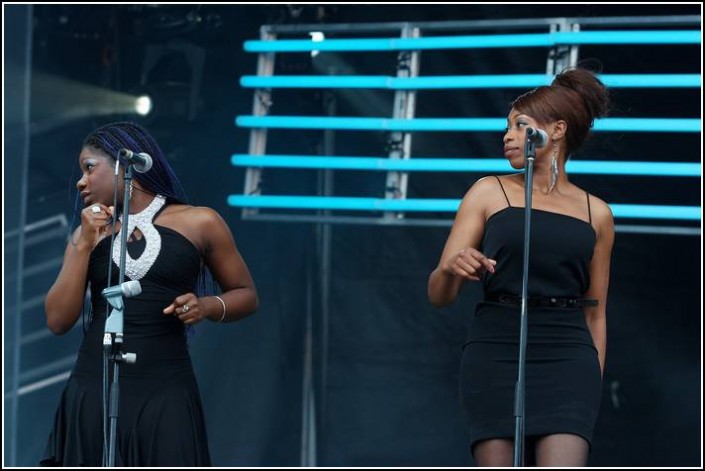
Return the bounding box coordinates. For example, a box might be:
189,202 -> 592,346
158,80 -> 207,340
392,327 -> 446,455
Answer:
76,122 -> 211,338
82,121 -> 188,205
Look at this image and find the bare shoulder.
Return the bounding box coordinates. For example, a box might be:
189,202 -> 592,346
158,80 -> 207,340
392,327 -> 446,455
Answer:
587,194 -> 615,235
161,204 -> 231,241
462,175 -> 503,202
587,194 -> 613,221
458,175 -> 512,220
182,205 -> 228,228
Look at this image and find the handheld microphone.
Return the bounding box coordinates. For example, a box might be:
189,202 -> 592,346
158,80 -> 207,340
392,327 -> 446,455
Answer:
102,280 -> 142,299
118,149 -> 153,173
526,127 -> 548,148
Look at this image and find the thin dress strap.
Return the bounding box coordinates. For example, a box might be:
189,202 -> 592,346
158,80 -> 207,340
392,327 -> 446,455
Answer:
153,200 -> 170,222
494,176 -> 511,207
586,192 -> 592,225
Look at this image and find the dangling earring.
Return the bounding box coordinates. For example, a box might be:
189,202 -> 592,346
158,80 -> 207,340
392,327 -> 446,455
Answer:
549,144 -> 558,193
129,181 -> 134,199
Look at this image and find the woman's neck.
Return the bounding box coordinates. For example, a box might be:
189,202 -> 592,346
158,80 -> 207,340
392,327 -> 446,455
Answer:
127,188 -> 158,214
519,160 -> 569,195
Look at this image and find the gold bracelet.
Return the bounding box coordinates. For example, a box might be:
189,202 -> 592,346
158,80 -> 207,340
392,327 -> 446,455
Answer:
214,295 -> 227,323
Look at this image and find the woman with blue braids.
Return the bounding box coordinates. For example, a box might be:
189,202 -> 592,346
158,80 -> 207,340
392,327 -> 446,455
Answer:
41,121 -> 259,466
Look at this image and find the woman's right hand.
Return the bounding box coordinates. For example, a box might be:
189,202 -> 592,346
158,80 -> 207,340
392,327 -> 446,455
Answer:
442,247 -> 496,281
76,204 -> 114,250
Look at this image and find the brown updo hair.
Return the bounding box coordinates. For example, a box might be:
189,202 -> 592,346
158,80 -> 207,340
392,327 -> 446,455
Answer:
511,68 -> 612,158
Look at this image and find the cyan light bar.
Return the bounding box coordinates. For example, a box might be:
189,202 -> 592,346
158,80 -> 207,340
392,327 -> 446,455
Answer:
593,118 -> 701,132
600,74 -> 701,88
609,204 -> 701,220
227,195 -> 701,220
236,116 -> 701,133
240,74 -> 702,90
229,195 -> 459,212
231,154 -> 701,177
563,161 -> 700,176
244,31 -> 701,53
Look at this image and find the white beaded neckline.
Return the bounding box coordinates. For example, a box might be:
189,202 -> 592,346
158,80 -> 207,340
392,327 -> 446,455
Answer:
112,195 -> 166,280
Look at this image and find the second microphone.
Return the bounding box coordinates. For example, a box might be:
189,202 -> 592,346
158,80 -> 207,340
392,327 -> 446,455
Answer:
119,149 -> 153,173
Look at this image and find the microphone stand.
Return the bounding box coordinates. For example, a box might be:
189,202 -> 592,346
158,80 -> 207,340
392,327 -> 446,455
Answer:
512,133 -> 537,467
102,163 -> 138,467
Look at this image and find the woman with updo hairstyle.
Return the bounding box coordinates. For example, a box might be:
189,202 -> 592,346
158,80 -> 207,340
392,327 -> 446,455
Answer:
429,68 -> 614,466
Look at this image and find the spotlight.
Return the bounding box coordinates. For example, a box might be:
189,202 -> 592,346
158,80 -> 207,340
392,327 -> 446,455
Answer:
28,73 -> 162,133
129,82 -> 197,127
135,95 -> 152,116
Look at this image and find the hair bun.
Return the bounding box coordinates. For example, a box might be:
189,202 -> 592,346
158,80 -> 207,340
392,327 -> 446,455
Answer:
552,68 -> 611,121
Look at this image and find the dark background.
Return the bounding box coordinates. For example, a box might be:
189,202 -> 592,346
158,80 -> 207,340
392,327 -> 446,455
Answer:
4,4 -> 701,467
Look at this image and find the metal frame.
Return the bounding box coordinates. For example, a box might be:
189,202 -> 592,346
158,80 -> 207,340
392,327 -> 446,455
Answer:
243,27 -> 276,216
236,15 -> 700,235
257,15 -> 700,34
384,23 -> 420,220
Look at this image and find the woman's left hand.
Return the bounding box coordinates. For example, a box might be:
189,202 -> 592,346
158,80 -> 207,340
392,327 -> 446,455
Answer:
163,293 -> 204,325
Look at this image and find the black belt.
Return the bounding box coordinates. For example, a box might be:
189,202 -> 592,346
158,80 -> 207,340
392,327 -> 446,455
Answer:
486,293 -> 598,309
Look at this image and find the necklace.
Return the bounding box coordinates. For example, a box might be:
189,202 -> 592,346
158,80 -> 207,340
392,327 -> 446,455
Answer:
112,195 -> 166,280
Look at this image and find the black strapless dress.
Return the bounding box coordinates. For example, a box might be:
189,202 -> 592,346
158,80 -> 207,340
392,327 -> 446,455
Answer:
41,224 -> 211,466
459,207 -> 602,453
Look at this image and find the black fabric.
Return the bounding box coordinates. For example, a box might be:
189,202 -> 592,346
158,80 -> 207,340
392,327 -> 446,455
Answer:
41,223 -> 211,466
481,207 -> 595,297
586,193 -> 593,225
485,293 -> 597,309
460,207 -> 601,453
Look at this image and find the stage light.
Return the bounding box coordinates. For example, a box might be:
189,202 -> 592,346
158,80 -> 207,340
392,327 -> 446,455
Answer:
134,95 -> 152,116
28,73 -> 164,134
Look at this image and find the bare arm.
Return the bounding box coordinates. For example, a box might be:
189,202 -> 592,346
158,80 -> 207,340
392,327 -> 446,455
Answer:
163,207 -> 258,324
583,197 -> 614,377
428,177 -> 497,307
45,204 -> 114,334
